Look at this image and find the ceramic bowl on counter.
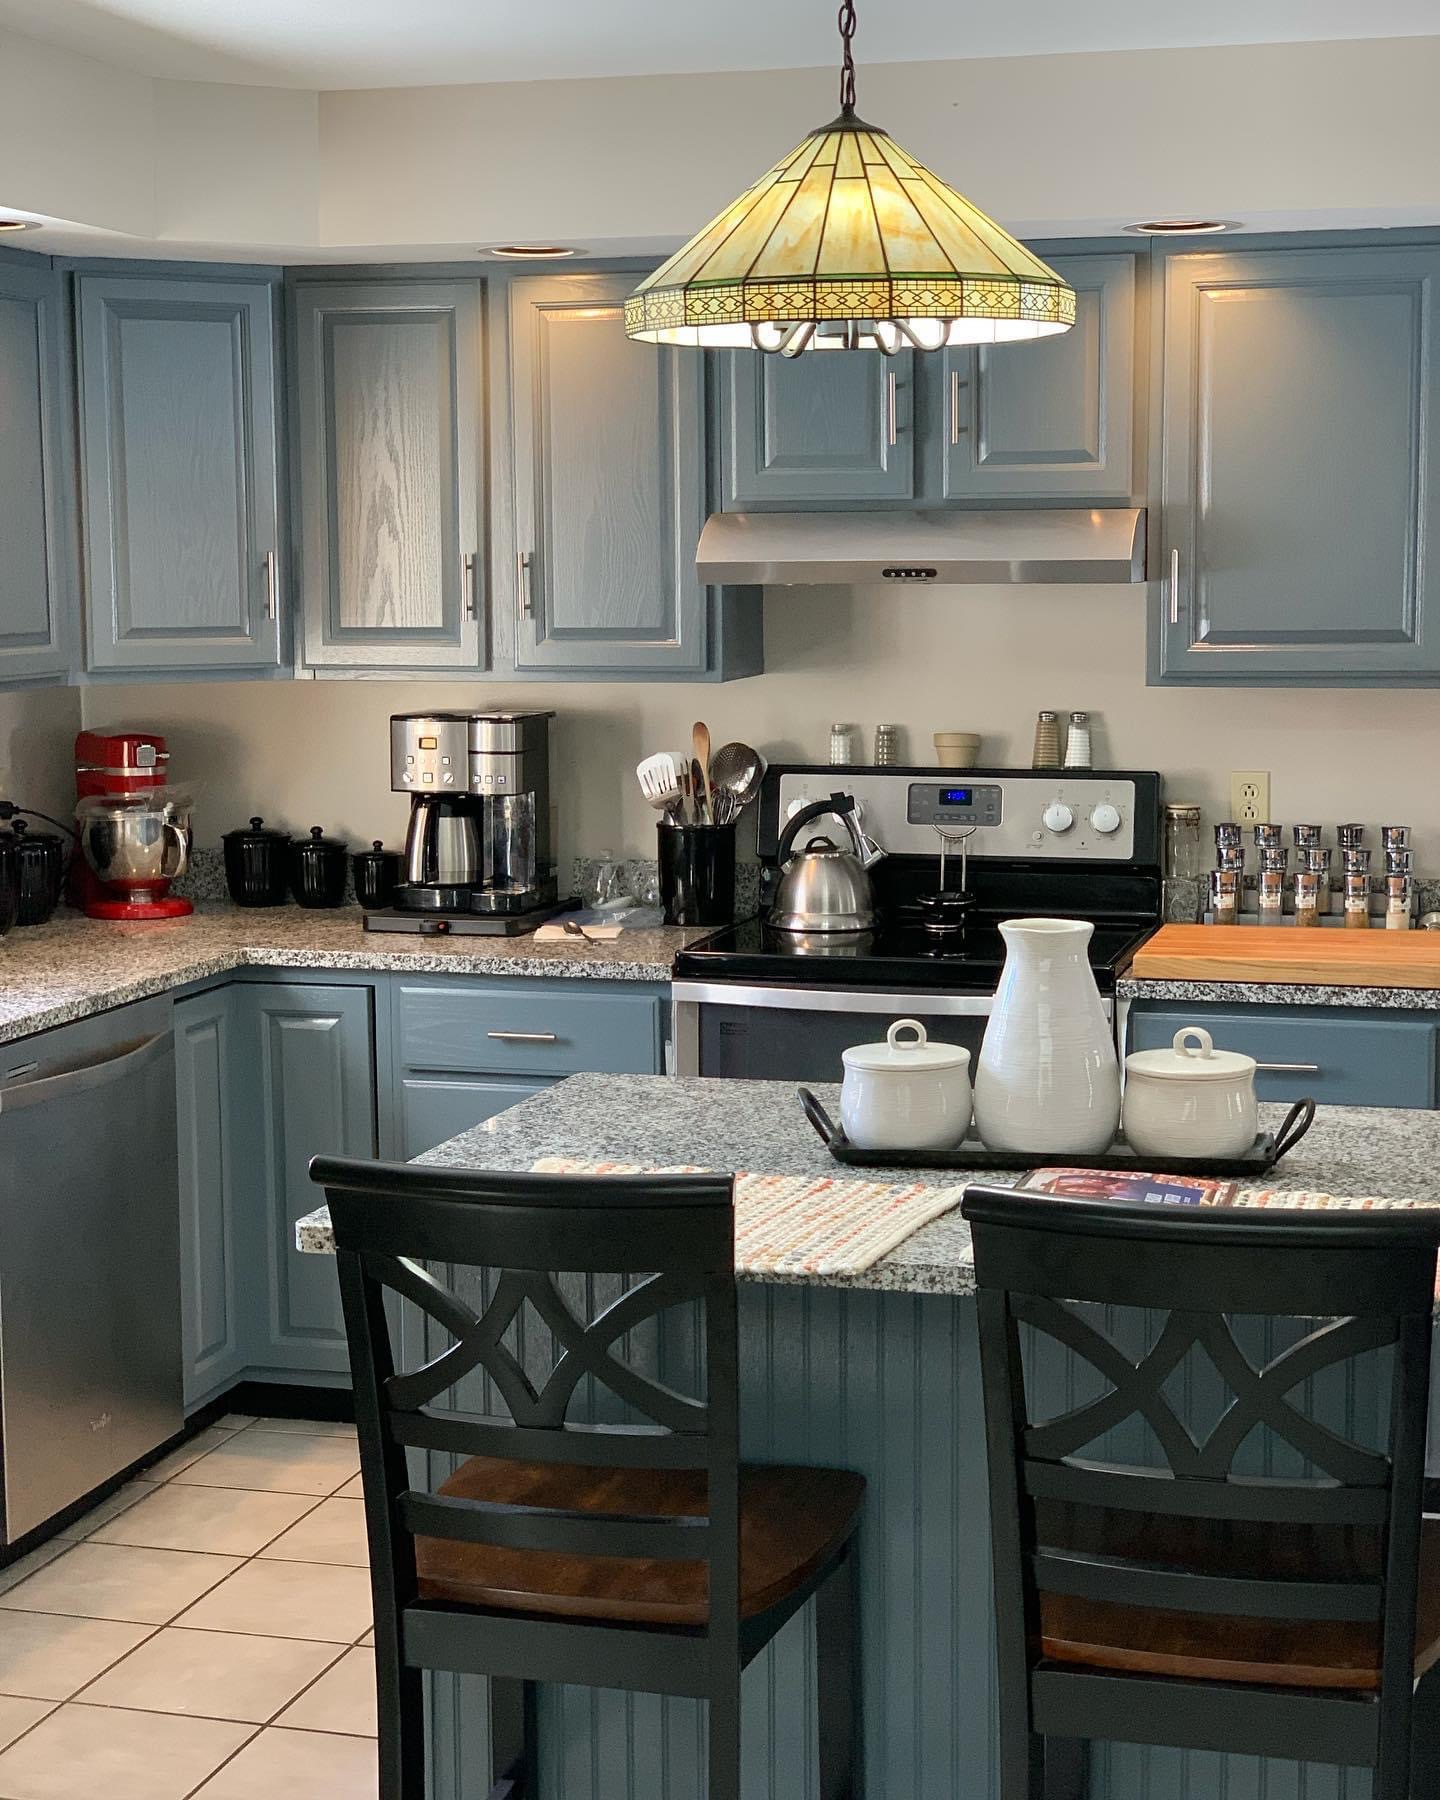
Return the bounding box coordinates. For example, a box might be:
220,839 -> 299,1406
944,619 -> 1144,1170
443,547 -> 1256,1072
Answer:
840,1018 -> 972,1152
1122,1025 -> 1259,1160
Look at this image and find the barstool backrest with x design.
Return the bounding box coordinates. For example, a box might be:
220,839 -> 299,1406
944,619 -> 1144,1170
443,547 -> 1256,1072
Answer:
962,1184 -> 1440,1797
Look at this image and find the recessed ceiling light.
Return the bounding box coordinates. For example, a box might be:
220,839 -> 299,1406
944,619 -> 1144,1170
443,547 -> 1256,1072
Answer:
0,218 -> 39,233
1125,219 -> 1239,236
487,245 -> 579,260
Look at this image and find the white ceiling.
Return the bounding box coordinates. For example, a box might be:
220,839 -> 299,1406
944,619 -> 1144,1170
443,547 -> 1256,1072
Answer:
1,0 -> 1436,89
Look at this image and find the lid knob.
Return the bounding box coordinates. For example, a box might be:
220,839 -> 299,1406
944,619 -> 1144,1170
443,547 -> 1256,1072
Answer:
310,825 -> 324,840
1173,1025 -> 1215,1060
886,1018 -> 928,1052
372,840 -> 384,853
250,816 -> 264,830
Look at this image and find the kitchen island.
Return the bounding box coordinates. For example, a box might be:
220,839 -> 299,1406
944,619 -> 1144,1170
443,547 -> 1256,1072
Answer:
300,1075 -> 1440,1800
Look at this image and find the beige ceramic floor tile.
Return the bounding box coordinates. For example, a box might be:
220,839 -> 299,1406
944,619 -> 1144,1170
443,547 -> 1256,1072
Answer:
214,1414 -> 257,1429
91,1484 -> 319,1557
0,1541 -> 241,1624
259,1498 -> 367,1567
54,1480 -> 160,1541
357,1626 -> 374,1646
275,1646 -> 377,1736
335,1473 -> 365,1500
174,1558 -> 373,1643
0,1612 -> 153,1701
0,1541 -> 71,1598
146,1427 -> 236,1482
245,1417 -> 357,1439
0,1696 -> 53,1752
0,1701 -> 251,1800
190,1725 -> 378,1798
173,1431 -> 360,1497
82,1626 -> 343,1723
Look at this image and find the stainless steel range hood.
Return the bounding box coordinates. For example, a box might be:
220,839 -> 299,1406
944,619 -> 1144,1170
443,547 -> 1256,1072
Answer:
697,507 -> 1146,586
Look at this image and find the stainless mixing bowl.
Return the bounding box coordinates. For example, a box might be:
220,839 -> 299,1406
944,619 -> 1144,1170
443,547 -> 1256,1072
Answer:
79,797 -> 192,898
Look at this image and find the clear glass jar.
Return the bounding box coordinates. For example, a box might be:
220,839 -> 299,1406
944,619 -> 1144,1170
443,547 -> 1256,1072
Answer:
1164,804 -> 1203,881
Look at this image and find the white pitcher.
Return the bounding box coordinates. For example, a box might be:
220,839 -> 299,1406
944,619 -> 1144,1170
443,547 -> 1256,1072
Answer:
972,917 -> 1121,1154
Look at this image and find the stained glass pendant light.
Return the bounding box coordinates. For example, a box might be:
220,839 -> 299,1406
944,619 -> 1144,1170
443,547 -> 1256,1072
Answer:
625,1 -> 1075,356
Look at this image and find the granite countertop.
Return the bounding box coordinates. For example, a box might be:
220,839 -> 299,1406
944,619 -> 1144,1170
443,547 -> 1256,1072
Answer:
295,1072 -> 1440,1296
0,905 -> 711,1044
1118,975 -> 1440,1010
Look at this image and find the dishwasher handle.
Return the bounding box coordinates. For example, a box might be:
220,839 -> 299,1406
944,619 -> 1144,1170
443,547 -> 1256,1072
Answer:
0,1031 -> 173,1114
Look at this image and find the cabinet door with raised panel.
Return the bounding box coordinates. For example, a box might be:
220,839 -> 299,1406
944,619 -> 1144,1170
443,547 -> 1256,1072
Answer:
509,272 -> 710,674
1156,245 -> 1440,684
0,254 -> 69,684
720,347 -> 915,507
939,252 -> 1137,502
294,280 -> 485,669
243,983 -> 375,1376
78,275 -> 282,672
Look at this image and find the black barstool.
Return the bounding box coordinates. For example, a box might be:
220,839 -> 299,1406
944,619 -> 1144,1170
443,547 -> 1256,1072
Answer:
963,1183 -> 1440,1800
310,1156 -> 865,1800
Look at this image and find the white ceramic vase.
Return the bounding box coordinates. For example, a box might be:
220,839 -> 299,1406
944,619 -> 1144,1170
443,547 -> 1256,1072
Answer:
972,917 -> 1121,1154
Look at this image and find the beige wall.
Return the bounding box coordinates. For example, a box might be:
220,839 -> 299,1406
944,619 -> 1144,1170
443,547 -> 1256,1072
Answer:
80,585 -> 1440,869
0,686 -> 81,823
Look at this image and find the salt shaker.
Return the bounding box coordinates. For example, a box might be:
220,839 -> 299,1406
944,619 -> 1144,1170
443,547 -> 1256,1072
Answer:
829,723 -> 855,766
1062,711 -> 1092,769
1031,710 -> 1061,769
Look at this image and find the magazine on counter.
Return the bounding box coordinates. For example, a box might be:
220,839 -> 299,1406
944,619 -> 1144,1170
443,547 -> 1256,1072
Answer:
1016,1168 -> 1242,1208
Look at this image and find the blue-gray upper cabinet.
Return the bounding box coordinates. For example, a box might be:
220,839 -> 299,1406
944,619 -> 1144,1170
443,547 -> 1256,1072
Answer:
292,280 -> 485,670
507,273 -> 758,678
937,252 -> 1137,502
77,275 -> 283,673
719,347 -> 916,506
173,986 -> 248,1409
243,982 -> 375,1376
0,256 -> 70,685
1155,244 -> 1440,685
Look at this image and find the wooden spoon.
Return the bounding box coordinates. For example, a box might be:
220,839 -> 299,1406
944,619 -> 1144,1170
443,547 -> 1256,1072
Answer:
692,721 -> 712,823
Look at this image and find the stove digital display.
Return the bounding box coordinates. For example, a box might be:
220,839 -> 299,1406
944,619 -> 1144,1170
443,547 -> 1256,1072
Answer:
939,788 -> 972,806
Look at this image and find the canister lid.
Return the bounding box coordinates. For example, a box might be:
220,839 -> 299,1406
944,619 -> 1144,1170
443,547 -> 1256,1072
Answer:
1125,1025 -> 1256,1081
223,815 -> 290,844
295,824 -> 347,852
842,1018 -> 972,1074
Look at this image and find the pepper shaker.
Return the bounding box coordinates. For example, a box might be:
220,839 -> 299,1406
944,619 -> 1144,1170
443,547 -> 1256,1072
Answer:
1031,710 -> 1061,769
873,723 -> 899,767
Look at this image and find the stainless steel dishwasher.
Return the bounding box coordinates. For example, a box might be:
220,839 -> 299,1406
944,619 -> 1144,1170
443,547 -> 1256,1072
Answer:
0,1002 -> 182,1544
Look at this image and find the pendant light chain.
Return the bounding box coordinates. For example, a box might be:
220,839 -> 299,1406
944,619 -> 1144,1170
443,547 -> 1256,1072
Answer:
838,0 -> 858,114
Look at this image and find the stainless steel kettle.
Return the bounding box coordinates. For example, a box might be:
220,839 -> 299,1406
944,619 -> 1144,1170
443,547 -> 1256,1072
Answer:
769,793 -> 880,933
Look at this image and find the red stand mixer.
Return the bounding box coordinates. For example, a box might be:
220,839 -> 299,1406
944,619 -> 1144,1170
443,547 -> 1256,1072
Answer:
73,730 -> 194,920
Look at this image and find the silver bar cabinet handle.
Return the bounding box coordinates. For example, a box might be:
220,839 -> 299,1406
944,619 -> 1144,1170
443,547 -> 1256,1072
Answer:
487,1030 -> 558,1044
949,367 -> 966,445
263,549 -> 278,620
1254,1062 -> 1321,1075
885,370 -> 897,447
462,552 -> 478,620
1168,546 -> 1181,626
517,550 -> 534,618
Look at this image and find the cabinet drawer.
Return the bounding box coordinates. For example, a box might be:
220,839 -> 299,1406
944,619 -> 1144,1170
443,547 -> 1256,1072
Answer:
396,982 -> 664,1078
400,1074 -> 552,1158
1127,1005 -> 1437,1109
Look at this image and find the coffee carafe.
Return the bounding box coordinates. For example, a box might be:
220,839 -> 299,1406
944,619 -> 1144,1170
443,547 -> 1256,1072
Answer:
389,712 -> 557,918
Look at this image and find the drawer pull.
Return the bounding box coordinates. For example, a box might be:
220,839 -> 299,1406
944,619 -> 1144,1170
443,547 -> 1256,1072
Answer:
1254,1062 -> 1321,1075
486,1030 -> 559,1044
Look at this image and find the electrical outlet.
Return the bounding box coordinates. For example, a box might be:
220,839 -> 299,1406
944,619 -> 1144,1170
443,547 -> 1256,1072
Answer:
1230,771 -> 1270,826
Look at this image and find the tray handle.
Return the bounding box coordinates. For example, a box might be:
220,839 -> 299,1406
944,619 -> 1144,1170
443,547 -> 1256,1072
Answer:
797,1086 -> 844,1148
1271,1097 -> 1317,1163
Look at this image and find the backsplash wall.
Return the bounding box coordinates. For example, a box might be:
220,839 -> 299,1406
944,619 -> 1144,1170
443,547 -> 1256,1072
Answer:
79,583 -> 1440,869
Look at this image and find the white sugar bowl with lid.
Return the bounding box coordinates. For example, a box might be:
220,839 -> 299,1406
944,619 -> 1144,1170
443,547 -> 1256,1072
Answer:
840,1018 -> 973,1152
1122,1025 -> 1259,1160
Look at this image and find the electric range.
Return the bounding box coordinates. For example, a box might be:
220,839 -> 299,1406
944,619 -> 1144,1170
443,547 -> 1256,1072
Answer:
672,765 -> 1164,1082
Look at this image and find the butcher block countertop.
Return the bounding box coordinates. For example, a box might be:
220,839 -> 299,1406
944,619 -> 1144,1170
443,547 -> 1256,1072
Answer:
1118,923 -> 1440,1010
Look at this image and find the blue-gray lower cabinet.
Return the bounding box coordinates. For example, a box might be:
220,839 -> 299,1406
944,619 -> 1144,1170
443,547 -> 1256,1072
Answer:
399,1073 -> 551,1159
1154,243 -> 1440,685
1127,1002 -> 1439,1108
242,981 -> 376,1378
77,272 -> 284,674
0,252 -> 70,685
173,987 -> 248,1408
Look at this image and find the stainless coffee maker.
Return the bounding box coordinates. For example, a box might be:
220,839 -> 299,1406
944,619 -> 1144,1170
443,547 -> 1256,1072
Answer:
370,712 -> 567,935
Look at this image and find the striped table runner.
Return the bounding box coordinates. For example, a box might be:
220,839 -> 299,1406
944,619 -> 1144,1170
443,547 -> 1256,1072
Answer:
529,1157 -> 966,1278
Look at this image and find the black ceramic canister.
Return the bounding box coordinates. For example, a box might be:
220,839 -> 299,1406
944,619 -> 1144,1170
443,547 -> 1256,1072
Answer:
222,816 -> 292,907
0,835 -> 18,938
289,826 -> 350,909
353,840 -> 402,911
10,819 -> 67,926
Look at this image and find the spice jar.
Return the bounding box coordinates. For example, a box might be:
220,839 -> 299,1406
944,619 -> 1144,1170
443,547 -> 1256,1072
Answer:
1387,871 -> 1414,931
1164,804 -> 1203,882
1298,845 -> 1331,916
1344,868 -> 1372,929
1257,863 -> 1285,924
1294,868 -> 1322,927
1209,868 -> 1241,925
1338,823 -> 1366,852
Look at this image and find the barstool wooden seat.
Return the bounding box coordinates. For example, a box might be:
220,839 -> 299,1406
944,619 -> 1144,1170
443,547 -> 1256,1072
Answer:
310,1156 -> 865,1800
962,1183 -> 1440,1800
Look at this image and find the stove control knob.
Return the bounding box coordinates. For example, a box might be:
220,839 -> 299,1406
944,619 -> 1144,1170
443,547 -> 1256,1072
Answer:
1042,801 -> 1074,834
1090,802 -> 1123,835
